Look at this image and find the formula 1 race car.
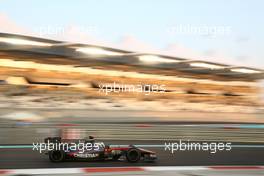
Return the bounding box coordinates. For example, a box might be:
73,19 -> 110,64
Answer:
44,136 -> 157,163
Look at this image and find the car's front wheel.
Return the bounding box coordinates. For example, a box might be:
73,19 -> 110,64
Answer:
126,148 -> 141,163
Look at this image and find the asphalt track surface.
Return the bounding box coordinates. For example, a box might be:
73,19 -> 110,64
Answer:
1,140 -> 264,169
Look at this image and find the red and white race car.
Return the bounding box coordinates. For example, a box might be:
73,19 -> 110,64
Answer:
44,136 -> 157,163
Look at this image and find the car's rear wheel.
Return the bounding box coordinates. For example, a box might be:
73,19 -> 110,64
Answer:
49,150 -> 65,162
126,148 -> 141,163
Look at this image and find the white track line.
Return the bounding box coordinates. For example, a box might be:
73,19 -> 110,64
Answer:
2,166 -> 264,175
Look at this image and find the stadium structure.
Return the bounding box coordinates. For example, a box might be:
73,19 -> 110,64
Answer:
0,32 -> 263,113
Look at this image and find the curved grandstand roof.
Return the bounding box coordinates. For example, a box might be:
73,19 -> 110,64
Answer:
0,32 -> 263,80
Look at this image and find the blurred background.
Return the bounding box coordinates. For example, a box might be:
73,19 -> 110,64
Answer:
0,0 -> 264,174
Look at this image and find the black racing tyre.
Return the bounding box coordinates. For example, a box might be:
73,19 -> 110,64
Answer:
49,150 -> 65,162
126,148 -> 141,163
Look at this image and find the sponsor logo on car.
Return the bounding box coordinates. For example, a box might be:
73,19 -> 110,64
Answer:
74,153 -> 99,158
